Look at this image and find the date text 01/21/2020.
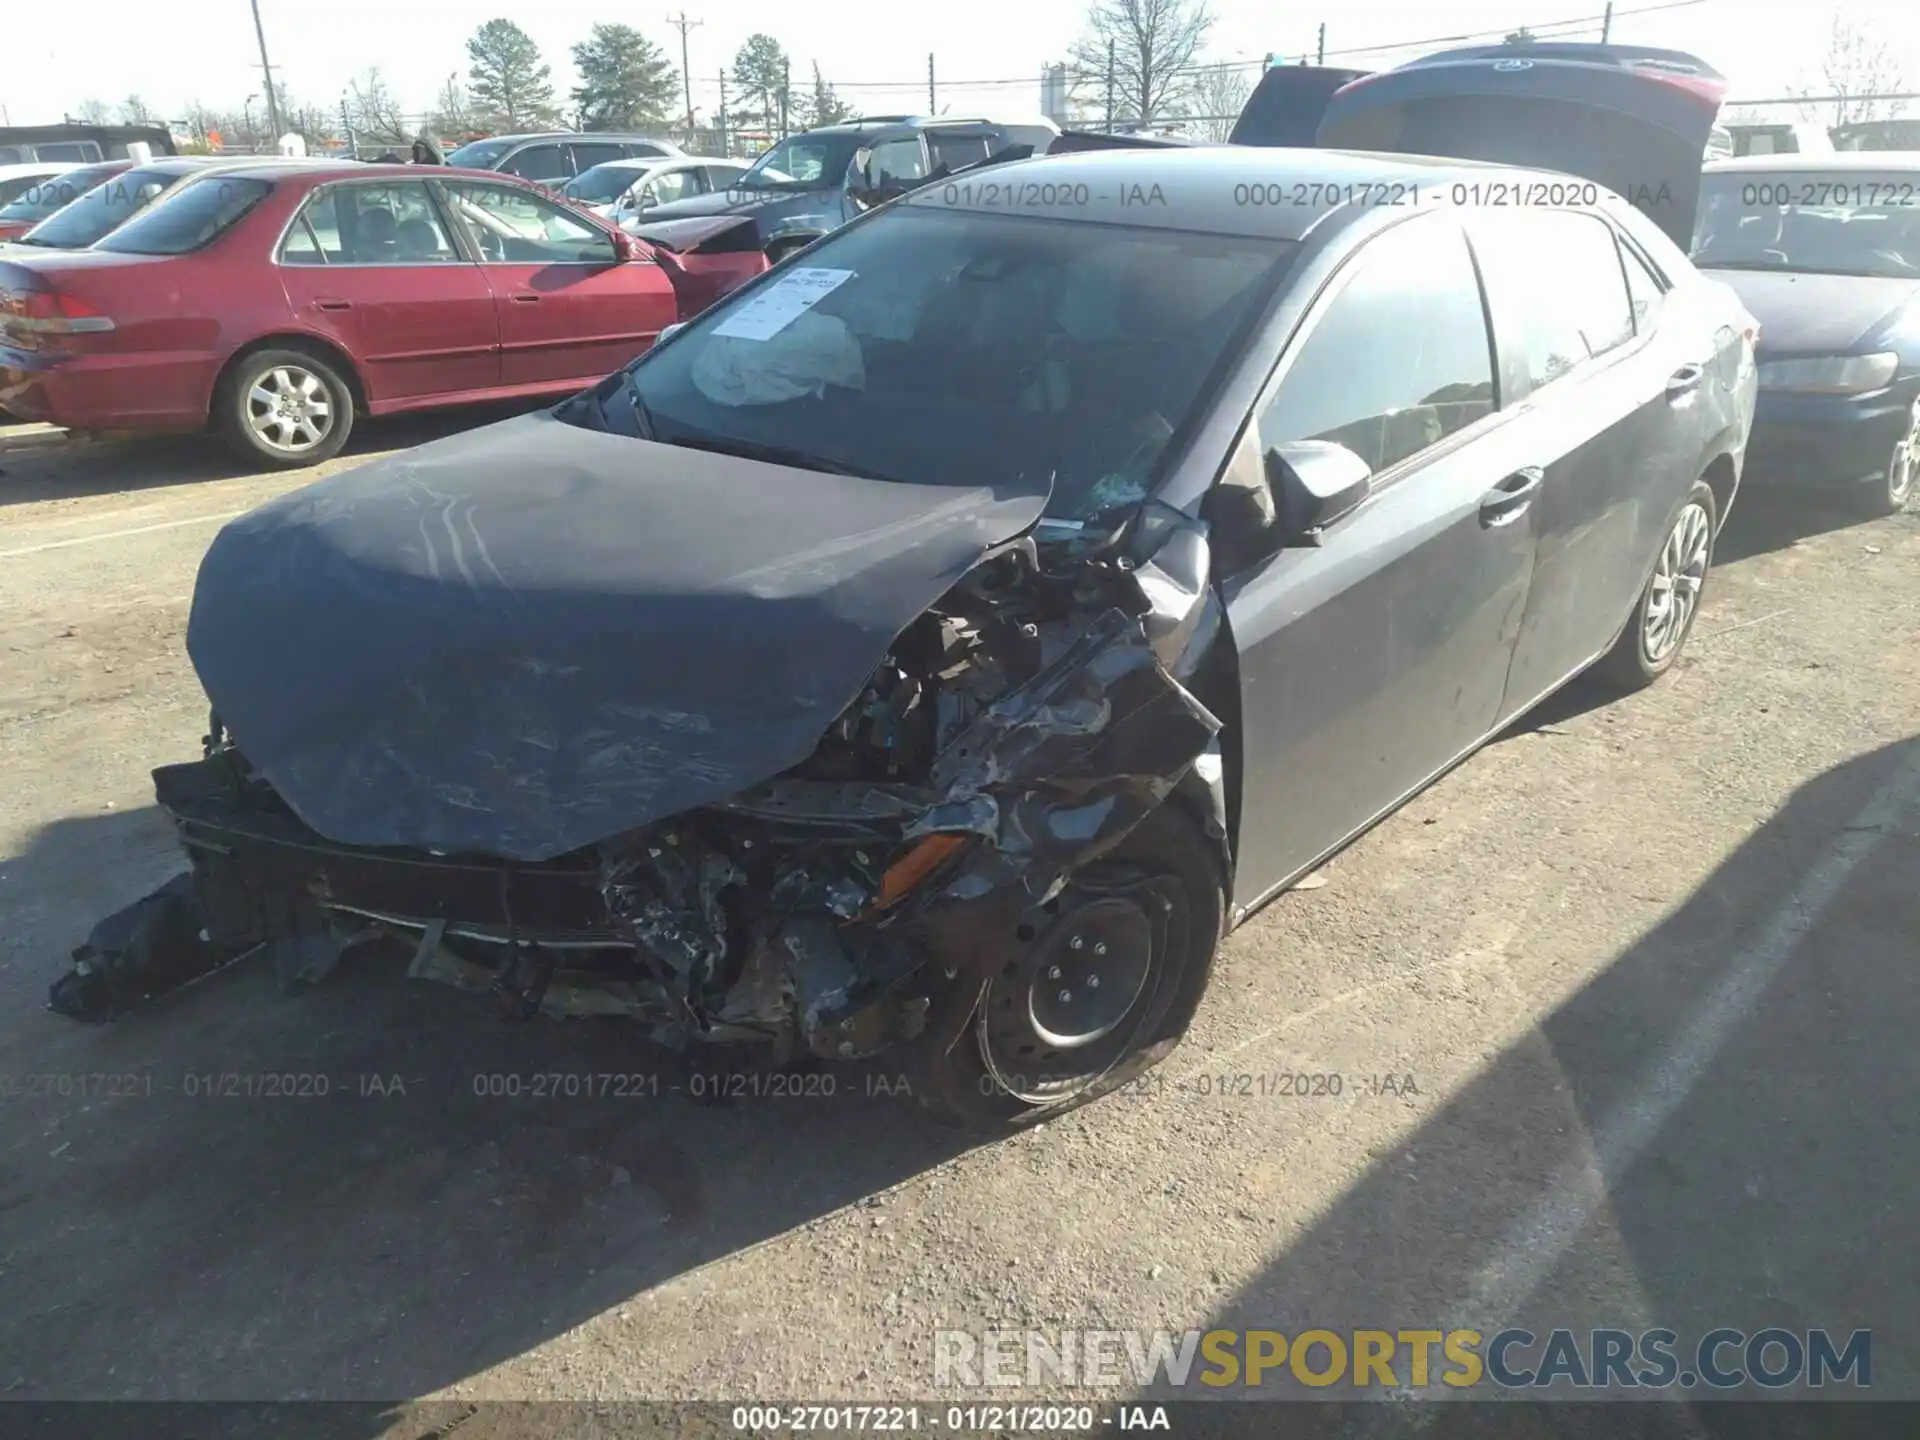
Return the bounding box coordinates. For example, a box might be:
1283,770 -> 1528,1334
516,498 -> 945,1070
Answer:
729,1404 -> 1165,1434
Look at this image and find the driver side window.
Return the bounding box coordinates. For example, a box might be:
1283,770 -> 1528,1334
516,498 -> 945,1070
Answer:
444,180 -> 617,265
1258,221 -> 1496,476
868,138 -> 929,188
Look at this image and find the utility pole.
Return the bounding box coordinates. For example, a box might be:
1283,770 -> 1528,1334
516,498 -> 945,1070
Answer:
718,69 -> 729,157
781,57 -> 790,138
1601,1 -> 1614,40
928,53 -> 936,114
249,0 -> 284,138
1317,23 -> 1326,65
339,94 -> 355,157
668,13 -> 702,140
1105,39 -> 1115,133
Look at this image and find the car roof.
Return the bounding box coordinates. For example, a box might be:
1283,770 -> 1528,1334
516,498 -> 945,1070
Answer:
1704,152 -> 1920,174
199,161 -> 521,184
0,161 -> 70,180
467,132 -> 677,145
902,145 -> 1580,241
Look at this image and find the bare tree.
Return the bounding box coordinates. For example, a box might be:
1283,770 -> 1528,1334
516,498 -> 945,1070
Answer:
1183,61 -> 1250,141
347,67 -> 411,145
1068,0 -> 1214,128
119,95 -> 158,125
1799,15 -> 1911,125
432,75 -> 479,140
72,98 -> 113,124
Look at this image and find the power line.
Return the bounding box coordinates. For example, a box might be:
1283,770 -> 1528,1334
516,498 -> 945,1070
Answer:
814,0 -> 1711,90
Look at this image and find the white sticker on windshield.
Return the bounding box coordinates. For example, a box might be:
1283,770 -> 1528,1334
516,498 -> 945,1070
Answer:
711,267 -> 856,342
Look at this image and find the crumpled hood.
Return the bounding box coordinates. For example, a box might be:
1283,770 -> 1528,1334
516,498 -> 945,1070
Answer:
186,410 -> 1048,861
1708,268 -> 1920,355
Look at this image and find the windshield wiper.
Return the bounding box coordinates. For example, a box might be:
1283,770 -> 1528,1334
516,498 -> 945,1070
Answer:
666,432 -> 891,480
1693,257 -> 1792,270
621,370 -> 657,439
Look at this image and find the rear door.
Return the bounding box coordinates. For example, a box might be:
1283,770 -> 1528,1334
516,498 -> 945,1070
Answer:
1464,205 -> 1691,714
440,177 -> 677,387
276,179 -> 500,403
1315,43 -> 1728,247
497,142 -> 572,192
1220,214 -> 1541,909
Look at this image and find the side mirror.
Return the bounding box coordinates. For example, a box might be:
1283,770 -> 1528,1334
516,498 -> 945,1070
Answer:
1266,440 -> 1373,545
613,230 -> 648,262
657,321 -> 686,345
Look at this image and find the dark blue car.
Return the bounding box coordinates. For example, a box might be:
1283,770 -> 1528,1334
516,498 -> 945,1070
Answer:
1691,153 -> 1920,515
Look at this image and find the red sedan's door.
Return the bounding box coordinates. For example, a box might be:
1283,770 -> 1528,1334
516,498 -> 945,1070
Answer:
439,177 -> 677,389
276,179 -> 499,406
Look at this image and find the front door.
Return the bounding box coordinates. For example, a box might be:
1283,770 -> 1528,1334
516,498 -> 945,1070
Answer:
1220,216 -> 1541,911
440,178 -> 679,388
276,178 -> 500,403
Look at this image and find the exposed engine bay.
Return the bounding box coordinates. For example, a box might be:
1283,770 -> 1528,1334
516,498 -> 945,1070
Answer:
52,501 -> 1231,1098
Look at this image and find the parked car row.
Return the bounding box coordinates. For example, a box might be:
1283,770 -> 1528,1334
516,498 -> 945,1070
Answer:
50,42 -> 1798,1134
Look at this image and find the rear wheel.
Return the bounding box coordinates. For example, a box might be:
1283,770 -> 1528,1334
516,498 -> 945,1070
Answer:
907,805 -> 1224,1132
216,347 -> 355,469
1596,480 -> 1717,691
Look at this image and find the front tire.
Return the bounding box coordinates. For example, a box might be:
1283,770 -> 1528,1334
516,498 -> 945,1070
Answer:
906,804 -> 1224,1132
216,347 -> 355,469
1860,395 -> 1919,517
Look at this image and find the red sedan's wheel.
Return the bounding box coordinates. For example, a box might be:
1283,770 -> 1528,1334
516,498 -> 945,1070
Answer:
217,348 -> 355,469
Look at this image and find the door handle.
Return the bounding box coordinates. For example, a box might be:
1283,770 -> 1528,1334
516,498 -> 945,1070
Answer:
313,298 -> 352,312
1480,467 -> 1543,528
1666,363 -> 1704,400
510,294 -> 541,304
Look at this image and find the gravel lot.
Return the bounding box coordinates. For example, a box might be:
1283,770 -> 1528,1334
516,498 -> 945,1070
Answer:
2,415 -> 1916,1433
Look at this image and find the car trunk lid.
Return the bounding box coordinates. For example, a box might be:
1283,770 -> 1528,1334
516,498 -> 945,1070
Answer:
1312,42 -> 1727,247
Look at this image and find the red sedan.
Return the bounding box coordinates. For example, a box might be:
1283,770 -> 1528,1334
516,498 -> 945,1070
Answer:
0,162 -> 766,466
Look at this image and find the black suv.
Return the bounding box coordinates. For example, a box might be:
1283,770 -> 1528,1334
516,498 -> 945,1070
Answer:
635,115 -> 1059,260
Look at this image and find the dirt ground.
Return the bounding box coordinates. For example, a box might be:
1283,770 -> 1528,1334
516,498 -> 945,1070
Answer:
2,413 -> 1917,1432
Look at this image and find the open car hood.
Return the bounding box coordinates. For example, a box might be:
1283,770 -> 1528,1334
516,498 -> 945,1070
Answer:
1312,42 -> 1727,247
186,411 -> 1050,861
1228,66 -> 1372,147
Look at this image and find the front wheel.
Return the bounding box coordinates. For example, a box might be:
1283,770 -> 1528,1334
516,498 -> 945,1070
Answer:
216,348 -> 355,469
1596,479 -> 1717,691
906,805 -> 1224,1132
1861,395 -> 1919,517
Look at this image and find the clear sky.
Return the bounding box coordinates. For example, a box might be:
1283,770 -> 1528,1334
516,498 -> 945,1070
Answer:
2,0 -> 1914,131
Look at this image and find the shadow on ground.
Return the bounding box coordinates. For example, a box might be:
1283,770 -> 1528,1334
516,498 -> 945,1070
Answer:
1712,489 -> 1893,566
1161,734 -> 1920,1434
0,805 -> 979,1416
0,401 -> 546,507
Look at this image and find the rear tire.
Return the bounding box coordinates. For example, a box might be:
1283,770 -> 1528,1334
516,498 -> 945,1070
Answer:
906,804 -> 1224,1133
216,347 -> 355,469
1596,479 -> 1717,692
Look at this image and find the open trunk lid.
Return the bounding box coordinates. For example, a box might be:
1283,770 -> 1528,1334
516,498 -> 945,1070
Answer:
1313,42 -> 1727,247
1229,66 -> 1372,147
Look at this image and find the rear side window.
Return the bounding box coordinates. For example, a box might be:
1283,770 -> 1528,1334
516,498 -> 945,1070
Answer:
96,175 -> 273,255
0,175 -> 49,206
38,142 -> 101,162
1469,210 -> 1636,394
499,143 -> 569,183
571,142 -> 629,171
624,141 -> 677,158
928,132 -> 994,171
281,182 -> 461,264
1259,220 -> 1496,476
1620,242 -> 1665,333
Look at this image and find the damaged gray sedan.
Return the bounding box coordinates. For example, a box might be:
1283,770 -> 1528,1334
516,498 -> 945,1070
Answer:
55,144 -> 1753,1129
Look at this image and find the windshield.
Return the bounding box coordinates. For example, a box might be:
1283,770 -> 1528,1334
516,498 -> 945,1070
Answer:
738,133 -> 863,190
16,166 -> 182,248
565,163 -> 650,204
445,138 -> 516,169
96,175 -> 272,255
593,206 -> 1295,520
1692,172 -> 1920,279
0,164 -> 121,225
